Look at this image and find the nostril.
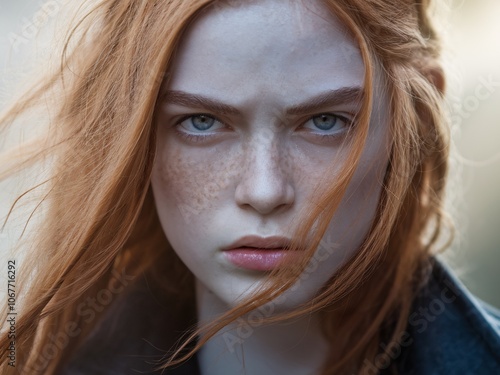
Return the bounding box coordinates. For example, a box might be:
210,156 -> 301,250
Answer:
234,160 -> 295,216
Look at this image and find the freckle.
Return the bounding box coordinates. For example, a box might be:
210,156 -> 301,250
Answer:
160,145 -> 246,214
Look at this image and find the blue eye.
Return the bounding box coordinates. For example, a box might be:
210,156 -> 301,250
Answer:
175,114 -> 226,143
177,114 -> 223,133
190,115 -> 216,131
300,113 -> 352,141
312,114 -> 341,131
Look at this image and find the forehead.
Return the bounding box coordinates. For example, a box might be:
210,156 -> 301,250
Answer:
168,0 -> 365,106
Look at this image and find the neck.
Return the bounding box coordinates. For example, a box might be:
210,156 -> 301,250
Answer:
195,280 -> 330,375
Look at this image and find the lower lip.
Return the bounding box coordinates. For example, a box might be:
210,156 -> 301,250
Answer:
224,248 -> 291,271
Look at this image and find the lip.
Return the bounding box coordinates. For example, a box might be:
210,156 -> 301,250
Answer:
222,235 -> 293,251
222,235 -> 296,271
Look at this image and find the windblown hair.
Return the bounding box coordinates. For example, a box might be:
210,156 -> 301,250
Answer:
0,0 -> 450,374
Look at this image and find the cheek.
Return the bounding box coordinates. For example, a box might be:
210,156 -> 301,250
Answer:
151,142 -> 243,219
328,136 -> 390,247
288,141 -> 346,196
340,164 -> 385,225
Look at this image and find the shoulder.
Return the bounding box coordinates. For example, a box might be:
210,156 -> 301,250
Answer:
396,257 -> 500,375
58,275 -> 200,375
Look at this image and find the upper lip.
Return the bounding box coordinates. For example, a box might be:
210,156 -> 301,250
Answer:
222,235 -> 292,251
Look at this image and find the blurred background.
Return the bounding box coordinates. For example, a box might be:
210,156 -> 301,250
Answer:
1,0 -> 499,308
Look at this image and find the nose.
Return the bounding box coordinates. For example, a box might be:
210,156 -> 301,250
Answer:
234,135 -> 295,215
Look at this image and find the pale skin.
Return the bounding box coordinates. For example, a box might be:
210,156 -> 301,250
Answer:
151,0 -> 391,374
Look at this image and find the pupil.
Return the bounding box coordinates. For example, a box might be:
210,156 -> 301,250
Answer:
313,114 -> 337,130
192,115 -> 214,130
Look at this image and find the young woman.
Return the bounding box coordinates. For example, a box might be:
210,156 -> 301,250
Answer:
1,0 -> 499,374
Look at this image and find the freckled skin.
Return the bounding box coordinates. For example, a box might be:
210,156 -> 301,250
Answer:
150,0 -> 391,312
153,137 -> 243,229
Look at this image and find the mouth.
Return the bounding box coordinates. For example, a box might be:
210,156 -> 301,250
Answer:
222,235 -> 296,271
222,235 -> 293,251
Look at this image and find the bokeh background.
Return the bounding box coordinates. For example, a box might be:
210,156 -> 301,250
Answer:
1,0 -> 499,307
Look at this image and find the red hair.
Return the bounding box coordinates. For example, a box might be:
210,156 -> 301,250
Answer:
0,1 -> 450,374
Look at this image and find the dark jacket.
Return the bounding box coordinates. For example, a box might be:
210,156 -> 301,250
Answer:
60,258 -> 500,375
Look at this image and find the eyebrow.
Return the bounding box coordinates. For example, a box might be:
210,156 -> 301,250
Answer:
161,90 -> 240,115
161,86 -> 364,116
285,87 -> 364,115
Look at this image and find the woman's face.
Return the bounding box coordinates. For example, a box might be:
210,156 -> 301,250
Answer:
151,0 -> 390,310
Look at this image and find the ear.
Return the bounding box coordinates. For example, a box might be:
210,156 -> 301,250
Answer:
427,66 -> 446,95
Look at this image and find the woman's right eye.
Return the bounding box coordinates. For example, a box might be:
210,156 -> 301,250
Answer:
173,114 -> 229,143
178,114 -> 223,132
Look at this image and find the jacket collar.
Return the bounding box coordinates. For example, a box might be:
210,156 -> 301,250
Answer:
393,258 -> 500,374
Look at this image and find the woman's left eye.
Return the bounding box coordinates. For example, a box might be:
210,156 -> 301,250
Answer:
304,113 -> 351,134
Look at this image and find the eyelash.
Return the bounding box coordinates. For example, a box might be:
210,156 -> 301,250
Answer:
305,114 -> 354,141
174,114 -> 224,143
174,113 -> 354,143
174,128 -> 220,143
